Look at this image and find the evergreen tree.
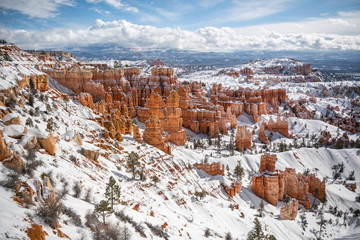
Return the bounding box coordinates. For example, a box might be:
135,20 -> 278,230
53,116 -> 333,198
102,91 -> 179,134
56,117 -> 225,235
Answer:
257,200 -> 265,217
94,200 -> 113,224
248,217 -> 265,240
317,211 -> 327,240
233,162 -> 244,181
346,170 -> 355,181
216,134 -> 222,155
228,130 -> 235,156
104,176 -> 121,209
152,175 -> 160,185
127,151 -> 140,179
300,213 -> 308,231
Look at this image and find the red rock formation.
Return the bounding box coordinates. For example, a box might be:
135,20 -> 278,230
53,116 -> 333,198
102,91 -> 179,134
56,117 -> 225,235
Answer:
235,126 -> 252,151
307,173 -> 326,200
251,155 -> 322,209
259,154 -> 277,173
343,181 -> 356,192
3,154 -> 23,173
258,122 -> 268,144
78,93 -> 95,109
280,199 -> 299,220
194,162 -> 224,176
266,116 -> 289,137
132,125 -> 142,143
222,181 -> 242,197
143,115 -> 171,154
0,131 -> 12,161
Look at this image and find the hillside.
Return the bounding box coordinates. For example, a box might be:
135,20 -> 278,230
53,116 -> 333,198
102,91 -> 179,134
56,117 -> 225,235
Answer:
0,44 -> 359,240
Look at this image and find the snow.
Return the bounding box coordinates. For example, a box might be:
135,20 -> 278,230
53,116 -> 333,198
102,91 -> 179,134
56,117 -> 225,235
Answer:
0,50 -> 359,239
2,113 -> 19,122
2,124 -> 25,137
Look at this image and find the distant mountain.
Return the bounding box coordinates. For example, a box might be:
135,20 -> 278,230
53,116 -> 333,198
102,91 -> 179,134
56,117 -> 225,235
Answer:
43,44 -> 360,73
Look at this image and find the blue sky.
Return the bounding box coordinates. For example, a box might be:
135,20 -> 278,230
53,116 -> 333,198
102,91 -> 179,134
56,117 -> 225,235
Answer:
0,0 -> 359,51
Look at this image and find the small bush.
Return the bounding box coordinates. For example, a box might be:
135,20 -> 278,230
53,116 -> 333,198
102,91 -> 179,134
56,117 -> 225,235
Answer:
1,171 -> 20,189
85,211 -> 100,230
225,232 -> 232,240
72,182 -> 82,198
25,118 -> 34,127
28,95 -> 35,107
62,206 -> 82,227
204,228 -> 212,238
69,155 -> 78,164
36,200 -> 63,228
145,222 -> 169,240
84,188 -> 93,203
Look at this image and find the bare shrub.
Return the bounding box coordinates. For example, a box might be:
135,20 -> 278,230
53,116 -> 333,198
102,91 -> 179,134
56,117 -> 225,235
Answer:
62,206 -> 82,227
84,188 -> 93,203
1,171 -> 20,189
85,211 -> 100,231
36,200 -> 63,228
72,181 -> 82,198
145,222 -> 169,240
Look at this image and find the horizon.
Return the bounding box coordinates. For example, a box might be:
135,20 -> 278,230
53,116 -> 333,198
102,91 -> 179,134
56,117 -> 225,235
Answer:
0,0 -> 359,52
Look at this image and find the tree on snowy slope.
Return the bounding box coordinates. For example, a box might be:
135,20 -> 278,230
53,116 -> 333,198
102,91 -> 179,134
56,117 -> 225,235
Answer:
233,161 -> 244,181
248,217 -> 276,240
257,200 -> 265,217
127,151 -> 140,179
94,200 -> 114,224
105,176 -> 121,209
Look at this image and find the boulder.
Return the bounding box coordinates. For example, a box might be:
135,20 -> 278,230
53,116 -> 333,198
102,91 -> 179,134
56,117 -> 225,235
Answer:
38,133 -> 56,155
73,133 -> 82,145
3,113 -> 20,125
3,154 -> 23,173
82,149 -> 99,161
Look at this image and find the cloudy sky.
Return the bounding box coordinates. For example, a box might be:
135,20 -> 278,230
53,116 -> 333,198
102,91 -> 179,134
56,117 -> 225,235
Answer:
0,0 -> 359,51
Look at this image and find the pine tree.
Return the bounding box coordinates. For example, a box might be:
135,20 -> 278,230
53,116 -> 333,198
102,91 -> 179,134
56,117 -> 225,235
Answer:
104,176 -> 121,209
94,200 -> 113,224
228,130 -> 235,156
300,213 -> 308,231
216,134 -> 222,155
257,200 -> 265,217
248,217 -> 265,240
317,211 -> 327,240
152,175 -> 160,185
127,151 -> 140,179
233,162 -> 244,181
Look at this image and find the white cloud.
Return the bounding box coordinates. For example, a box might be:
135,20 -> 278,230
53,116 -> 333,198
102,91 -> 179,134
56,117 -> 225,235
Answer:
205,0 -> 293,24
0,0 -> 74,18
86,0 -> 138,12
2,16 -> 360,51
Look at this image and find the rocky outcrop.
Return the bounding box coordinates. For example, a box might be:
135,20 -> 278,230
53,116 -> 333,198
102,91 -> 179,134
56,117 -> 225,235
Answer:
3,154 -> 23,173
266,116 -> 289,137
222,181 -> 242,197
235,126 -> 252,151
308,173 -> 326,200
251,155 -> 323,209
3,113 -> 20,125
78,92 -> 95,110
3,125 -> 27,138
143,115 -> 171,154
194,162 -> 224,176
343,181 -> 356,192
38,133 -> 56,155
259,154 -> 277,173
0,131 -> 12,161
258,122 -> 268,144
82,149 -> 100,162
280,199 -> 298,220
132,125 -> 142,143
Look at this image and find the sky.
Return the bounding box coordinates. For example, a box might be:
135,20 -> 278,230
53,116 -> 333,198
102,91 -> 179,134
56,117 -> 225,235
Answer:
0,0 -> 359,51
